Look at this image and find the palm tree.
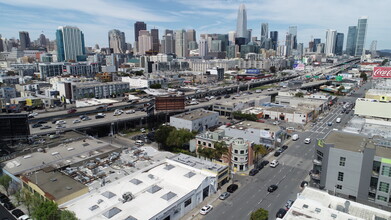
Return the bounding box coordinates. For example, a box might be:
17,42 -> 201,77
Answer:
213,141 -> 229,161
253,144 -> 268,165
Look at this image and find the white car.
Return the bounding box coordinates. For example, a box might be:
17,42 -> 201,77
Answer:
55,120 -> 66,125
125,110 -> 135,114
29,112 -> 38,117
270,160 -> 279,168
73,119 -> 81,124
304,138 -> 311,144
200,205 -> 213,215
273,121 -> 280,125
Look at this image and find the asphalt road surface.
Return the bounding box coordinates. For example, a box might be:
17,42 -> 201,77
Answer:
202,81 -> 371,220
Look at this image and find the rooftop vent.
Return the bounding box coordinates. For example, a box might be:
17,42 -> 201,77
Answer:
315,208 -> 321,213
23,155 -> 32,159
147,185 -> 162,194
83,143 -> 90,147
184,172 -> 196,178
164,164 -> 175,170
302,204 -> 309,209
161,191 -> 177,201
51,152 -> 59,156
102,207 -> 122,219
50,178 -> 57,182
129,178 -> 143,185
89,205 -> 99,211
331,213 -> 338,219
67,147 -> 75,151
65,186 -> 72,190
101,191 -> 116,199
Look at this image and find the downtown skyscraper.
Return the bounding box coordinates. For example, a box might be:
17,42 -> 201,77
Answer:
334,33 -> 344,55
346,26 -> 357,56
354,16 -> 368,56
260,23 -> 268,48
56,26 -> 85,62
325,29 -> 337,56
19,31 -> 31,50
151,28 -> 159,53
134,21 -> 147,52
270,31 -> 278,50
175,29 -> 188,58
236,4 -> 247,40
108,29 -> 126,54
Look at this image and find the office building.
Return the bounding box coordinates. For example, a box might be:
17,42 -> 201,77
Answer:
134,21 -> 147,43
199,38 -> 208,57
175,29 -> 188,58
312,38 -> 320,53
370,40 -> 378,57
39,33 -> 47,48
56,26 -> 85,62
161,34 -> 174,54
260,23 -> 268,48
39,63 -> 63,79
355,17 -> 368,56
228,31 -> 236,45
312,131 -> 391,209
151,28 -> 159,53
19,31 -> 31,50
108,29 -> 126,54
270,31 -> 278,50
289,26 -> 297,49
138,30 -> 152,55
236,4 -> 247,40
210,40 -> 222,52
325,29 -> 337,56
334,33 -> 344,55
346,26 -> 357,56
186,29 -> 196,42
285,33 -> 292,56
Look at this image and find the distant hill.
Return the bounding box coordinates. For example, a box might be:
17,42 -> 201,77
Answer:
378,50 -> 391,57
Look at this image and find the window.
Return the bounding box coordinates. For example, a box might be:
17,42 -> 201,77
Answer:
339,157 -> 346,166
198,141 -> 201,145
203,142 -> 206,146
208,143 -> 211,147
379,182 -> 390,193
377,195 -> 387,202
234,149 -> 238,154
381,165 -> 391,177
234,157 -> 238,161
316,150 -> 323,157
240,150 -> 244,154
184,198 -> 192,207
336,185 -> 342,190
337,172 -> 344,181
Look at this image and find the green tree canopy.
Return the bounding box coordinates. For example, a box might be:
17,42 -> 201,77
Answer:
232,111 -> 258,121
150,84 -> 162,89
360,72 -> 368,81
60,210 -> 78,220
250,208 -> 269,220
154,125 -> 176,149
0,175 -> 12,196
294,92 -> 304,98
270,66 -> 276,73
166,129 -> 195,149
31,200 -> 59,220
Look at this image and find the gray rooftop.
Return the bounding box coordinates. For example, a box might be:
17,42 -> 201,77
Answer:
230,120 -> 281,132
171,109 -> 217,121
324,131 -> 375,152
22,170 -> 87,202
169,153 -> 227,173
264,106 -> 313,114
3,138 -> 120,175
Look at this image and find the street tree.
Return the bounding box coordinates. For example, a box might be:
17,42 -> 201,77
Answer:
165,129 -> 195,150
360,72 -> 368,81
60,210 -> 78,220
0,175 -> 12,196
253,144 -> 268,165
32,200 -> 59,220
154,125 -> 176,150
294,92 -> 304,98
250,208 -> 268,220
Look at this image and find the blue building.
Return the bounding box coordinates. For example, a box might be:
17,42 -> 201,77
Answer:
56,26 -> 86,62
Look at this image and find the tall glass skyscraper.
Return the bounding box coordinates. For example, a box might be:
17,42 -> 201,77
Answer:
325,29 -> 337,56
260,23 -> 268,48
270,31 -> 278,50
108,29 -> 126,54
56,26 -> 85,62
346,26 -> 357,56
354,17 -> 368,56
289,26 -> 297,49
334,33 -> 344,55
236,4 -> 247,40
313,39 -> 321,52
19,31 -> 31,50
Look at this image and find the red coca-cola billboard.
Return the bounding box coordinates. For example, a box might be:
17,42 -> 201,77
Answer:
373,67 -> 391,78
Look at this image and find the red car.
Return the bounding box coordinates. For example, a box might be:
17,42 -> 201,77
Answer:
67,109 -> 77,114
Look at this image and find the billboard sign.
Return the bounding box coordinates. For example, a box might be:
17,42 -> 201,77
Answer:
155,96 -> 185,111
373,67 -> 391,78
245,69 -> 260,74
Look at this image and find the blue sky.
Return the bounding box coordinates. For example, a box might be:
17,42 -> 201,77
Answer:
0,0 -> 390,49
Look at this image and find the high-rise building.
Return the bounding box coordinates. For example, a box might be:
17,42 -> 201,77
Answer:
165,29 -> 174,36
346,26 -> 357,56
228,31 -> 236,45
56,26 -> 85,62
217,34 -> 229,52
151,28 -> 159,53
270,31 -> 278,50
354,17 -> 368,56
175,29 -> 188,58
138,30 -> 152,55
325,29 -> 337,56
285,33 -> 292,56
162,34 -> 174,54
199,38 -> 208,58
236,4 -> 247,40
210,40 -> 222,52
39,34 -> 47,48
19,31 -> 31,50
260,23 -> 268,48
134,21 -> 147,43
334,33 -> 344,55
289,26 -> 297,49
0,34 -> 4,52
247,29 -> 252,44
186,29 -> 196,42
313,38 -> 321,52
317,43 -> 325,54
370,40 -> 377,57
108,29 -> 126,54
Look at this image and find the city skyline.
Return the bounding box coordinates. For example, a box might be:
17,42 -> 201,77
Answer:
0,0 -> 390,50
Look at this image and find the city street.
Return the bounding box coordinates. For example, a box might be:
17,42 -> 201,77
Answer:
200,81 -> 371,220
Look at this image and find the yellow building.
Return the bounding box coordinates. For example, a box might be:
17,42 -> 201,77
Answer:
365,89 -> 391,102
20,170 -> 88,205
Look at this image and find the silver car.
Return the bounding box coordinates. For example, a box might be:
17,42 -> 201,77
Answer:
219,192 -> 230,200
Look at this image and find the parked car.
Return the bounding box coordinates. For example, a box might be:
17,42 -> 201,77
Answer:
304,138 -> 311,144
260,160 -> 269,166
216,96 -> 222,100
0,194 -> 9,203
18,215 -> 30,220
292,134 -> 299,141
276,208 -> 287,218
219,192 -> 230,200
40,125 -> 51,130
4,202 -> 15,210
227,184 -> 238,193
281,145 -> 288,151
32,123 -> 42,128
12,209 -> 24,218
300,181 -> 309,188
199,205 -> 213,215
274,151 -> 281,157
285,199 -> 294,210
267,184 -> 278,192
249,168 -> 259,176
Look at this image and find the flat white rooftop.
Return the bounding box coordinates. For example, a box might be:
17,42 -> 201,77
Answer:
281,187 -> 391,220
61,158 -> 213,220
